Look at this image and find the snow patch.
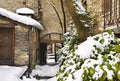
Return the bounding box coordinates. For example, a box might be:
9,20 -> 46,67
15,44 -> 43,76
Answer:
16,8 -> 34,14
73,0 -> 86,14
0,66 -> 27,81
75,32 -> 114,59
0,7 -> 43,30
31,64 -> 59,77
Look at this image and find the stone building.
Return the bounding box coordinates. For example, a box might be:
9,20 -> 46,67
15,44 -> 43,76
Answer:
85,0 -> 120,36
0,0 -> 44,69
0,0 -> 71,66
39,0 -> 70,63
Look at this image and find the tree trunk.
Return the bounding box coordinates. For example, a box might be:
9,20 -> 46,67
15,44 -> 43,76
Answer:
65,0 -> 89,42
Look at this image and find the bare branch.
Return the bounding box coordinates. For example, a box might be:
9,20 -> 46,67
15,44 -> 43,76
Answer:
60,0 -> 67,33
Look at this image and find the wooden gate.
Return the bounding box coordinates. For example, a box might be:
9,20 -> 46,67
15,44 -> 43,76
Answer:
0,27 -> 14,65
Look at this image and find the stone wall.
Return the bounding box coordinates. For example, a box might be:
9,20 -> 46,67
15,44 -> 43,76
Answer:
0,0 -> 38,16
40,0 -> 71,36
86,0 -> 104,34
0,20 -> 30,65
86,0 -> 120,34
0,0 -> 71,65
15,25 -> 29,65
0,0 -> 39,65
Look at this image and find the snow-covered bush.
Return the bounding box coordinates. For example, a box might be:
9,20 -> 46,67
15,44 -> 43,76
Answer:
56,30 -> 120,81
57,20 -> 79,63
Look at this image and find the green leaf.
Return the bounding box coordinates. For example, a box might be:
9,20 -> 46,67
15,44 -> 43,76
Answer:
114,45 -> 120,52
107,30 -> 113,34
72,73 -> 76,80
103,54 -> 108,61
115,53 -> 120,58
108,56 -> 112,60
117,71 -> 120,80
99,72 -> 107,81
97,48 -> 102,54
58,78 -> 63,81
94,36 -> 99,41
107,64 -> 112,70
100,39 -> 105,44
89,67 -> 95,75
69,62 -> 74,66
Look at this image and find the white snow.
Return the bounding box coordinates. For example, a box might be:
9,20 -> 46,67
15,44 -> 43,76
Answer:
23,77 -> 57,81
0,32 -> 119,81
75,32 -> 114,59
0,66 -> 27,81
22,77 -> 38,81
105,25 -> 118,30
58,31 -> 120,81
16,8 -> 34,14
103,65 -> 114,80
73,69 -> 84,81
118,71 -> 120,75
0,65 -> 57,81
0,8 -> 43,30
92,65 -> 104,80
81,54 -> 103,68
45,77 -> 57,81
73,0 -> 86,14
75,37 -> 102,59
31,64 -> 59,77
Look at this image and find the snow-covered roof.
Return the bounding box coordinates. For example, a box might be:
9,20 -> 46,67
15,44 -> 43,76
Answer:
16,7 -> 35,14
0,8 -> 43,30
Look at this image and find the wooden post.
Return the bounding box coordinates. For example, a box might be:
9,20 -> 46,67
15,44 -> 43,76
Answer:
29,28 -> 38,70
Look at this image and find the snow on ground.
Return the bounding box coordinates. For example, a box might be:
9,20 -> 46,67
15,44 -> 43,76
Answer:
31,64 -> 59,77
0,32 -> 119,81
23,77 -> 57,81
0,65 -> 58,81
0,66 -> 27,81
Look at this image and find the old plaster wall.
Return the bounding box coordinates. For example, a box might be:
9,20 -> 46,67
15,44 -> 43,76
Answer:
40,0 -> 71,37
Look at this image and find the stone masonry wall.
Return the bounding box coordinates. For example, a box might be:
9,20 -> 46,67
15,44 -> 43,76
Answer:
0,0 -> 38,17
0,0 -> 39,65
15,25 -> 29,65
86,0 -> 104,34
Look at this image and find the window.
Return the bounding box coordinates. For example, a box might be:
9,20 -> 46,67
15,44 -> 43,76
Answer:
103,0 -> 120,27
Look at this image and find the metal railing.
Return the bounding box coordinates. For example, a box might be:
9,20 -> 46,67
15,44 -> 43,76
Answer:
104,0 -> 120,29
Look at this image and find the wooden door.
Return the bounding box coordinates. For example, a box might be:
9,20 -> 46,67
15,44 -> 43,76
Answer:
0,27 -> 14,65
